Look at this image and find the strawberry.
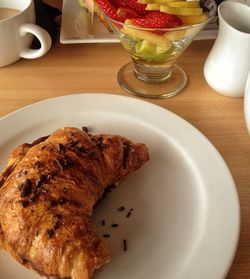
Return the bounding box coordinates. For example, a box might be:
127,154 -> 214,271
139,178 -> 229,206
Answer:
95,0 -> 125,21
112,0 -> 128,8
121,0 -> 148,15
146,12 -> 182,26
132,11 -> 182,28
117,6 -> 141,18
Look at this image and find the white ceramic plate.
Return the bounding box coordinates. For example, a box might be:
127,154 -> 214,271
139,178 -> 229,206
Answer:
60,0 -> 219,44
0,93 -> 240,279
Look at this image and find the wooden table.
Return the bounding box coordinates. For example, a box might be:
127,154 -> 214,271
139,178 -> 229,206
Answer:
0,2 -> 250,278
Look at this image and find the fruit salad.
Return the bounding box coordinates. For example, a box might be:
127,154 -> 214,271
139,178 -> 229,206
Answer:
94,0 -> 213,64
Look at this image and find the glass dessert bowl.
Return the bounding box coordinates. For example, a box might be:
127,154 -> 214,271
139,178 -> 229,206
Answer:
96,0 -> 217,98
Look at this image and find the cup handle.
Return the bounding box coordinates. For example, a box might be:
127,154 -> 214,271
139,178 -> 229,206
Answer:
19,23 -> 52,59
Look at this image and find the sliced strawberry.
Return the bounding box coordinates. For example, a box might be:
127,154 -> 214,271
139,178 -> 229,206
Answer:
131,11 -> 182,28
117,6 -> 141,18
112,0 -> 128,8
132,18 -> 160,28
146,12 -> 182,27
122,0 -> 148,15
96,0 -> 125,21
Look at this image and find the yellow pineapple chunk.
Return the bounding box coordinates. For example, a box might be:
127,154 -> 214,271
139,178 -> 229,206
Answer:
160,5 -> 203,15
146,3 -> 161,10
137,0 -> 155,4
179,14 -> 208,24
167,1 -> 200,8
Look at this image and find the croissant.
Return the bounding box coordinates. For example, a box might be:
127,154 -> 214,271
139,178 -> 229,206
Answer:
0,127 -> 149,279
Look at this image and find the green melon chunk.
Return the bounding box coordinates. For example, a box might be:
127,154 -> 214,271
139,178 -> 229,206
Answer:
135,40 -> 172,62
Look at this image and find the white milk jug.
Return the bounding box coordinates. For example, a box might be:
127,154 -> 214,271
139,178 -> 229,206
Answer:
204,1 -> 250,97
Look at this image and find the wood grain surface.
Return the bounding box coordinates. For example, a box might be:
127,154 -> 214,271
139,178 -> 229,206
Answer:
0,1 -> 249,278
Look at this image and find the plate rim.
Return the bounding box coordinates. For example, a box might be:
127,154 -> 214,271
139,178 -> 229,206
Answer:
0,92 -> 240,279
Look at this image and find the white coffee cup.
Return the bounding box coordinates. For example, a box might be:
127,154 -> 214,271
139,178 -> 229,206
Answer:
0,0 -> 52,67
204,1 -> 250,97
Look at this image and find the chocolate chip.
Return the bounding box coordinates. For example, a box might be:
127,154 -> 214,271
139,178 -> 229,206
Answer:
97,142 -> 109,150
123,239 -> 127,251
76,146 -> 86,153
34,161 -> 44,169
63,187 -> 68,193
126,208 -> 134,218
47,229 -> 54,238
59,156 -> 73,169
31,193 -> 39,202
21,200 -> 30,208
123,143 -> 131,168
56,214 -> 62,219
46,173 -> 55,181
50,200 -> 58,207
59,197 -> 66,205
20,255 -> 28,265
36,175 -> 47,187
81,126 -> 89,133
111,223 -> 119,228
58,143 -> 65,152
87,150 -> 98,160
54,221 -> 60,230
36,173 -> 53,186
20,179 -> 33,198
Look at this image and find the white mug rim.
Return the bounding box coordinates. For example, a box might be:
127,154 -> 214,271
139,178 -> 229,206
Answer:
218,1 -> 250,35
0,0 -> 32,23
